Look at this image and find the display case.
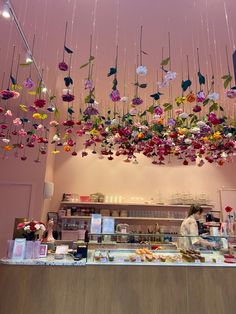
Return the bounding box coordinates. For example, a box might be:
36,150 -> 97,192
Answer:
85,233 -> 236,266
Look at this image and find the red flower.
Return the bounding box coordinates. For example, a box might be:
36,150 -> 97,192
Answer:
34,99 -> 46,108
225,206 -> 233,213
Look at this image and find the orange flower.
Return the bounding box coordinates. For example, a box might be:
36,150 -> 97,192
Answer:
137,132 -> 144,139
186,92 -> 196,103
4,145 -> 13,151
63,145 -> 71,152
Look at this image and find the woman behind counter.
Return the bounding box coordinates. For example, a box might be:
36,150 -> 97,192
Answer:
179,204 -> 217,250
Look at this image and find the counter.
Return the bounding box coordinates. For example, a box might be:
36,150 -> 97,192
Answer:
1,256 -> 236,314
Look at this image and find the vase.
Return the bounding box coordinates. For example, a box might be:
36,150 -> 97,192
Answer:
24,232 -> 37,241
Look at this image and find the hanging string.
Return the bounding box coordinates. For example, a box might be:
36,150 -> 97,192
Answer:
168,32 -> 171,70
225,45 -> 232,89
29,34 -> 35,78
62,21 -> 68,62
139,25 -> 143,66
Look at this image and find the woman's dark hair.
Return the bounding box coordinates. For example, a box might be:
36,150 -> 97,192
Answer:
188,204 -> 203,217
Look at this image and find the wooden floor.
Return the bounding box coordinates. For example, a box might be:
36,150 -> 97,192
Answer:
0,265 -> 236,314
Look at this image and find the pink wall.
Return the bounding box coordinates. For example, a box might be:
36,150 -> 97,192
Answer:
50,146 -> 236,212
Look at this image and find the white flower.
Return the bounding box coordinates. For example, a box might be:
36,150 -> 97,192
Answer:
111,118 -> 119,126
226,133 -> 232,138
197,121 -> 207,128
184,138 -> 192,145
164,71 -> 177,81
157,80 -> 169,88
94,100 -> 99,106
37,124 -> 44,130
179,112 -> 188,119
53,134 -> 60,142
24,225 -> 30,231
120,96 -> 129,103
136,65 -> 147,76
4,110 -> 12,117
2,138 -> 10,144
208,92 -> 219,101
62,88 -> 72,95
221,152 -> 228,158
35,224 -> 41,230
190,127 -> 200,134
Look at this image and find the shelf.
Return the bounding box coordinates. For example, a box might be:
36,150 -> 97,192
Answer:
60,201 -> 213,209
60,216 -> 184,222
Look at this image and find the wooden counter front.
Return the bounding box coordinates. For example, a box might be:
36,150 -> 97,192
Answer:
0,264 -> 236,314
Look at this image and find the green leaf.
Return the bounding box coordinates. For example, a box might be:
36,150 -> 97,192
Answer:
222,74 -> 232,89
209,103 -> 218,112
198,71 -> 205,85
163,102 -> 172,112
20,62 -> 31,66
107,67 -> 117,77
219,106 -> 224,112
147,105 -> 155,114
139,110 -> 147,117
10,75 -> 16,85
150,92 -> 162,100
84,95 -> 91,103
36,86 -> 42,95
112,78 -> 118,90
203,98 -> 210,106
54,107 -> 60,119
190,115 -> 198,124
49,95 -> 56,101
161,57 -> 170,66
64,76 -> 73,87
68,107 -> 74,115
181,79 -> 192,91
64,46 -> 73,54
80,62 -> 89,69
139,83 -> 147,88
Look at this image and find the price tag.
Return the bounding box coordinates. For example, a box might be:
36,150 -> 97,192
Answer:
100,258 -> 107,263
135,256 -> 141,263
194,259 -> 201,264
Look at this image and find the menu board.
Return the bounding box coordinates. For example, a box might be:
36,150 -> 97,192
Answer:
102,217 -> 115,234
90,214 -> 102,234
12,238 -> 26,259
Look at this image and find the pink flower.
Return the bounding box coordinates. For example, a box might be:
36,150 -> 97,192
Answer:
226,89 -> 236,99
50,120 -> 59,127
154,106 -> 163,115
4,110 -> 12,117
129,107 -> 139,115
58,61 -> 68,71
110,90 -> 121,102
18,129 -> 27,136
13,118 -> 22,126
175,108 -> 183,115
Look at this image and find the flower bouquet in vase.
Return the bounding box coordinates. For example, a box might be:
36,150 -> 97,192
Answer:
225,206 -> 234,236
17,220 -> 46,241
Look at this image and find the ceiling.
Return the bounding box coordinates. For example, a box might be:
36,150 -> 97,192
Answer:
0,0 -> 236,116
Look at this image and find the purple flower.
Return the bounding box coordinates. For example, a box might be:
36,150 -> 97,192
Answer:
110,90 -> 121,102
196,91 -> 205,102
0,89 -> 15,100
168,118 -> 176,126
58,61 -> 68,71
23,78 -> 34,89
84,105 -> 99,116
132,97 -> 143,105
154,106 -> 163,115
62,93 -> 75,102
84,80 -> 93,90
193,105 -> 202,113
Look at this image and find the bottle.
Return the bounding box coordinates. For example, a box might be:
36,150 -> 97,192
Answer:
84,222 -> 89,243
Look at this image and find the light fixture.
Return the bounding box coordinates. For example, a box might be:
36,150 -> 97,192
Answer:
2,1 -> 10,19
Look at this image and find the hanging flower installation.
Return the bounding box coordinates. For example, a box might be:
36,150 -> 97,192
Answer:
0,29 -> 236,167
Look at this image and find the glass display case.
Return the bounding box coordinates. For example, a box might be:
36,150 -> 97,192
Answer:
84,233 -> 236,266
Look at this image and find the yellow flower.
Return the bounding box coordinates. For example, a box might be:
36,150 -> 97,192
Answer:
175,96 -> 186,105
64,145 -> 71,152
202,137 -> 209,142
178,128 -> 187,135
137,132 -> 144,139
32,113 -> 41,119
3,145 -> 13,151
90,129 -> 100,136
213,131 -> 221,139
40,114 -> 48,120
19,104 -> 28,112
52,150 -> 60,154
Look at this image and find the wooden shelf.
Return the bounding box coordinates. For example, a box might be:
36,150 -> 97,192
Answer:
60,201 -> 213,209
60,216 -> 184,222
